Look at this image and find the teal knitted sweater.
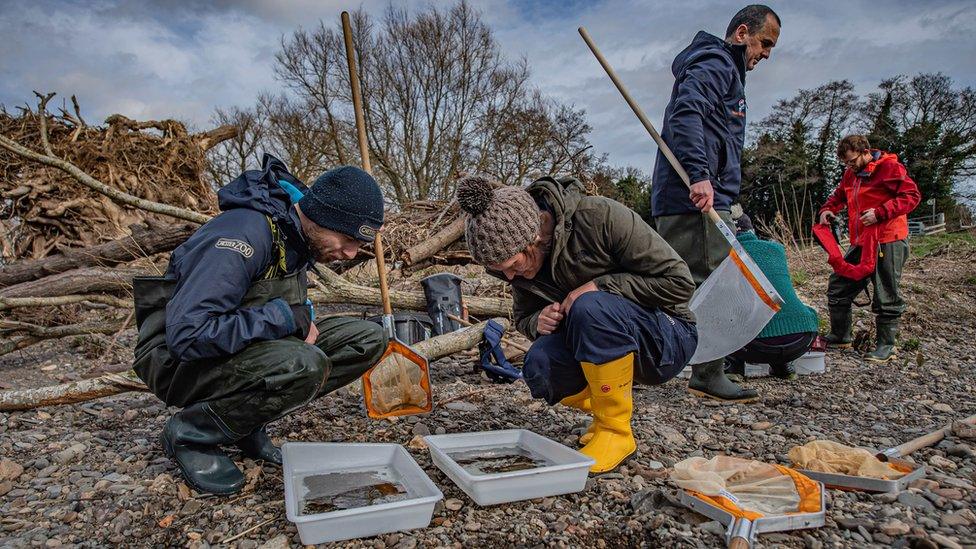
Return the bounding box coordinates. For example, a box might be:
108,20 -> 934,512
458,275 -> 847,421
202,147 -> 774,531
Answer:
737,231 -> 819,338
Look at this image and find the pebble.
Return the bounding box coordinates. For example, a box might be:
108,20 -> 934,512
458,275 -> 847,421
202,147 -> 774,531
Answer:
0,459 -> 24,481
947,444 -> 974,459
750,421 -> 772,431
699,521 -> 725,537
929,455 -> 957,471
256,535 -> 289,549
444,498 -> 463,511
942,510 -> 974,527
464,521 -> 481,532
444,402 -> 479,412
898,491 -> 936,511
54,444 -> 87,465
879,519 -> 910,536
930,533 -> 963,549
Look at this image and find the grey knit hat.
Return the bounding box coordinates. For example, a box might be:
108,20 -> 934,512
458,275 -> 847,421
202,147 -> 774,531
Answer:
457,175 -> 540,265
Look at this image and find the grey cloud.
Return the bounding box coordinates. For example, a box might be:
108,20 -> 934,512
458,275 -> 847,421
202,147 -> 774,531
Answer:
1,0 -> 973,170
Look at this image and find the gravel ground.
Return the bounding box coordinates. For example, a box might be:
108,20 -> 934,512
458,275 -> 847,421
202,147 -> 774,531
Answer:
1,235 -> 975,548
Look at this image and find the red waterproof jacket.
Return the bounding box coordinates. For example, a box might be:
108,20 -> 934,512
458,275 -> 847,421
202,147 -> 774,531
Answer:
818,151 -> 921,246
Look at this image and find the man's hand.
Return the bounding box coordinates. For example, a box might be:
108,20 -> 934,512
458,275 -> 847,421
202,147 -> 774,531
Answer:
819,210 -> 836,225
689,179 -> 714,212
860,208 -> 878,226
560,281 -> 599,315
537,302 -> 564,336
304,322 -> 319,344
289,303 -> 313,339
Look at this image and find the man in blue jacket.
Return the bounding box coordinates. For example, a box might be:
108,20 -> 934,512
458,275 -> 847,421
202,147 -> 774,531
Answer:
651,5 -> 781,402
133,154 -> 386,495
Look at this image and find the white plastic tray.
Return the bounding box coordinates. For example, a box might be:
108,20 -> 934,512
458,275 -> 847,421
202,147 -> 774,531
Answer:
424,429 -> 594,506
283,442 -> 442,544
677,351 -> 827,379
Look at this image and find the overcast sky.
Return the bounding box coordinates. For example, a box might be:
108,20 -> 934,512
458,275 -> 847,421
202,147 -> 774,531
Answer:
2,0 -> 975,172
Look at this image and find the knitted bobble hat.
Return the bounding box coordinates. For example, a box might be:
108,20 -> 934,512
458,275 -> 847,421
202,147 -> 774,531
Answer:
457,175 -> 540,265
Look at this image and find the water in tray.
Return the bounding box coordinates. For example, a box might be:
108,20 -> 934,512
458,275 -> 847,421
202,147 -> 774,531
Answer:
447,445 -> 553,475
299,468 -> 410,516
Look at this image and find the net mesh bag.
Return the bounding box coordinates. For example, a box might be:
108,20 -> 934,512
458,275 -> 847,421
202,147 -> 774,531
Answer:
789,440 -> 909,480
362,339 -> 432,419
689,250 -> 779,364
673,456 -> 821,520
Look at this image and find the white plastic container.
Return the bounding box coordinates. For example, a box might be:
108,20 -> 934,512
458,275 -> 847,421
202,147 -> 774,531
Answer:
793,351 -> 826,374
283,442 -> 442,544
424,429 -> 594,506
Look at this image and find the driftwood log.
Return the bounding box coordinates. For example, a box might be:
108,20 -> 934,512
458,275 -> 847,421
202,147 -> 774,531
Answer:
0,267 -> 145,299
0,318 -> 510,411
0,222 -> 195,287
310,265 -> 511,317
0,264 -> 512,317
401,216 -> 466,266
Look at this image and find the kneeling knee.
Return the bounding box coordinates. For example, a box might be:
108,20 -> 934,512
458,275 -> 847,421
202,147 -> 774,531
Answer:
274,345 -> 329,398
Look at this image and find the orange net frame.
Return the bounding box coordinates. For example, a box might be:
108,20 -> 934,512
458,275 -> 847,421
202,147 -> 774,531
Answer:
362,339 -> 432,419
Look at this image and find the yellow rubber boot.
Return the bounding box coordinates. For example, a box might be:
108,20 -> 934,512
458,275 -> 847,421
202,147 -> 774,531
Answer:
579,354 -> 637,473
559,388 -> 596,445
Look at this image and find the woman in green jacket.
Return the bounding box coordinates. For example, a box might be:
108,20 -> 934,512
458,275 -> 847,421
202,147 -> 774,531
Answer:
726,213 -> 819,379
457,174 -> 698,473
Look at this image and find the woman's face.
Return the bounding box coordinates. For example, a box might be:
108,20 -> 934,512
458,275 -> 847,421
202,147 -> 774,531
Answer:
489,244 -> 545,281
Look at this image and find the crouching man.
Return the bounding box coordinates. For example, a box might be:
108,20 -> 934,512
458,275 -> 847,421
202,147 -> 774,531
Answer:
133,154 -> 386,495
457,175 -> 698,473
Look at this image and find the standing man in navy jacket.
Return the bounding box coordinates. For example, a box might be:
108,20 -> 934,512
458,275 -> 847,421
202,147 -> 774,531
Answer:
133,154 -> 386,495
652,5 -> 781,402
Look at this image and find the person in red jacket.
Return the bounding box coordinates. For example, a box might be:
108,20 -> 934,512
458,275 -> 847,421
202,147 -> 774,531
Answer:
817,135 -> 921,362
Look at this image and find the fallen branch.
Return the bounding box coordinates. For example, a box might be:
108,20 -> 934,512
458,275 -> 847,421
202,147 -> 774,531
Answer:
0,222 -> 194,287
310,266 -> 511,318
0,322 -> 127,357
0,267 -> 143,299
0,294 -> 131,310
0,370 -> 148,411
0,318 -> 509,411
0,336 -> 42,357
192,125 -> 239,152
401,216 -> 466,266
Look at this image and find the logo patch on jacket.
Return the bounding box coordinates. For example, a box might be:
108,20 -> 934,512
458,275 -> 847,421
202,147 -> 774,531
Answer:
215,238 -> 254,258
731,98 -> 746,118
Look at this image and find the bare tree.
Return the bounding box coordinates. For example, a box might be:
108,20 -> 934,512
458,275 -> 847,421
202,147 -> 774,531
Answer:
206,105 -> 266,187
211,1 -> 601,203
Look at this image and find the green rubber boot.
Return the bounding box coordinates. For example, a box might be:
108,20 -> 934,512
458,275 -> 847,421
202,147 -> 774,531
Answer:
865,318 -> 898,363
823,307 -> 853,348
688,359 -> 759,403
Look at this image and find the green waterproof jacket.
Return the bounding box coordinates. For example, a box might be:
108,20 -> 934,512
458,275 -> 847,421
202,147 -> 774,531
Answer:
493,176 -> 697,340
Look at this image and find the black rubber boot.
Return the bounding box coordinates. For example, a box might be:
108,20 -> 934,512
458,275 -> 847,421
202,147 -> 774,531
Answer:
688,360 -> 759,403
235,425 -> 282,465
161,402 -> 245,495
770,362 -> 798,380
865,318 -> 898,363
823,307 -> 853,348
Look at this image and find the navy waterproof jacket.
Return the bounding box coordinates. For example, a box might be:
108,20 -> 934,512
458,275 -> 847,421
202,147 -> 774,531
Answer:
163,154 -> 313,363
651,31 -> 748,217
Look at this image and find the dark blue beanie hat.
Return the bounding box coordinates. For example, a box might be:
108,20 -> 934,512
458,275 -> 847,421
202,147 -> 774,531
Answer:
298,166 -> 384,242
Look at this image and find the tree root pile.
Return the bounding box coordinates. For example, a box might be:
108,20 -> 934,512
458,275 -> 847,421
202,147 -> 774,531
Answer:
0,97 -> 231,261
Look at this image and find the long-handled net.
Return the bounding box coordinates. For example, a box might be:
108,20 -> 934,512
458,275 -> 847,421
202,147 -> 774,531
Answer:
578,27 -> 783,364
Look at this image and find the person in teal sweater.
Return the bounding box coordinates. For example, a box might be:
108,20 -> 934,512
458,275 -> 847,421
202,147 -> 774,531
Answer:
726,213 -> 820,379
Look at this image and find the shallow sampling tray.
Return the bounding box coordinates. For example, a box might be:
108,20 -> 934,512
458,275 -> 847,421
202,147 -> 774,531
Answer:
797,456 -> 924,493
424,429 -> 594,506
283,442 -> 442,544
